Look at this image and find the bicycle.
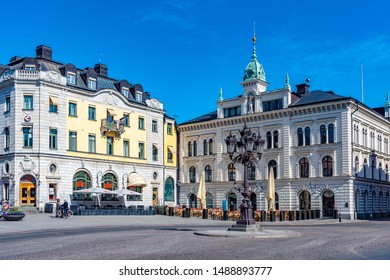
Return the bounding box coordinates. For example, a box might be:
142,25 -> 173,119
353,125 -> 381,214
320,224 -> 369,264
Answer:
56,209 -> 73,219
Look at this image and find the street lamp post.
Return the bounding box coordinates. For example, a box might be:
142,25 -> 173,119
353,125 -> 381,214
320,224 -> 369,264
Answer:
225,123 -> 265,227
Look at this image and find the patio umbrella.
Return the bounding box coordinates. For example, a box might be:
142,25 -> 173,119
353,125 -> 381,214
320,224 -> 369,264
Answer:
73,187 -> 115,207
266,167 -> 276,211
197,171 -> 206,209
111,188 -> 143,196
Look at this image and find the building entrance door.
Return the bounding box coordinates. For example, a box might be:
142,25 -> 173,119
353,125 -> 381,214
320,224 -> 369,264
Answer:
20,175 -> 37,206
153,188 -> 158,206
322,190 -> 335,217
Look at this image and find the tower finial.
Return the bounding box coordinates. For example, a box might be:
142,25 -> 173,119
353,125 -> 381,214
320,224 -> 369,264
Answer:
251,22 -> 257,59
218,87 -> 223,101
285,73 -> 291,90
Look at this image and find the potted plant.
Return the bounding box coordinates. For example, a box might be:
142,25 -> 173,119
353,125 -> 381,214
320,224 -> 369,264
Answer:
2,206 -> 25,221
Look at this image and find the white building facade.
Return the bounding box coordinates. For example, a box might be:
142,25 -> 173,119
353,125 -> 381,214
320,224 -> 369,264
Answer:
178,36 -> 390,219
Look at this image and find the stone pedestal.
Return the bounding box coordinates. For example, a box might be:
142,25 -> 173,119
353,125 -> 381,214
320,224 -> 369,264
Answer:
228,224 -> 263,232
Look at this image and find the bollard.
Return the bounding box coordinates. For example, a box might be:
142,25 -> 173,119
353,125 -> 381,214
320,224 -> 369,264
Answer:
202,209 -> 208,219
338,212 -> 341,222
370,212 -> 373,221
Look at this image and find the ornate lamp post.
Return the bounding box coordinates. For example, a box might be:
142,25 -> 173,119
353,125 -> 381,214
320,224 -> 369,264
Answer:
225,123 -> 265,227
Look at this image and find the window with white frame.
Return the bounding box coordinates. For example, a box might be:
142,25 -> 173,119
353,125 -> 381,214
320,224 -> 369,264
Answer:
88,78 -> 97,90
67,72 -> 76,85
122,87 -> 129,98
5,96 -> 10,113
23,95 -> 33,110
136,91 -> 143,102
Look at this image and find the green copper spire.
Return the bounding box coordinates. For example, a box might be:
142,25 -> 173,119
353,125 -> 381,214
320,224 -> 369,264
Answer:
218,87 -> 223,101
385,91 -> 390,107
284,73 -> 291,90
243,24 -> 266,82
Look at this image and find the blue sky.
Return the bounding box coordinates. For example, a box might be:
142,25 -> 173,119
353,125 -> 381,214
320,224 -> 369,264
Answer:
2,0 -> 390,123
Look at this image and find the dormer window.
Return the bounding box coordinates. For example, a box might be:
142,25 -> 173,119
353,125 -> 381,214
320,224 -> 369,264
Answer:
122,87 -> 129,98
67,72 -> 76,85
136,91 -> 143,102
25,64 -> 36,71
88,78 -> 96,90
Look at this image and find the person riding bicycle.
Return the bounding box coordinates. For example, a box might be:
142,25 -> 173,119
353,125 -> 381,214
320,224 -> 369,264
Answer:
62,199 -> 69,218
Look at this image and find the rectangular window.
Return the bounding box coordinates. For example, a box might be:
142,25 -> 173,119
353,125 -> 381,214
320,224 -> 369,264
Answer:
167,123 -> 173,135
88,134 -> 96,153
122,88 -> 129,98
107,136 -> 114,155
67,72 -> 76,85
23,95 -> 33,110
25,65 -> 36,70
136,92 -> 143,102
138,117 -> 145,130
69,131 -> 77,151
122,113 -> 129,127
88,106 -> 96,120
223,106 -> 241,118
5,96 -> 10,113
123,140 -> 130,157
152,120 -> 158,132
23,127 -> 33,147
88,78 -> 97,90
138,142 -> 145,159
49,128 -> 57,149
4,127 -> 10,149
49,96 -> 58,113
68,102 -> 77,116
49,183 -> 57,201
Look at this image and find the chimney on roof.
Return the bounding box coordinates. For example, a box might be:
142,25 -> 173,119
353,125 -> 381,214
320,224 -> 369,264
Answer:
94,63 -> 108,77
36,45 -> 52,60
296,83 -> 310,95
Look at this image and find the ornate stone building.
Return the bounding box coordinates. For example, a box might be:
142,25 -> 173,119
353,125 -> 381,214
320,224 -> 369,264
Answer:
177,35 -> 390,219
0,45 -> 177,210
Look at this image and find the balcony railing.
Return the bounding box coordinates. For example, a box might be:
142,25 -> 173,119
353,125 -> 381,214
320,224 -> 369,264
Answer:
16,70 -> 39,80
101,119 -> 125,138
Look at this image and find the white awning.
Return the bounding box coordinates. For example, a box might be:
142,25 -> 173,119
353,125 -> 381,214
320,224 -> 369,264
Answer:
50,96 -> 59,105
127,172 -> 147,188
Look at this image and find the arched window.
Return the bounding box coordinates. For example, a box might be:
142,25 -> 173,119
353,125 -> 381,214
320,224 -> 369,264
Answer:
209,139 -> 213,155
299,191 -> 311,210
268,160 -> 277,179
188,141 -> 192,157
73,170 -> 92,200
364,190 -> 368,211
273,130 -> 279,148
101,172 -> 118,201
386,164 -> 389,181
228,193 -> 237,211
189,166 -> 196,183
203,139 -> 208,155
328,124 -> 334,143
205,165 -> 212,182
228,163 -> 236,181
189,193 -> 197,208
372,191 -> 375,212
320,125 -> 327,144
250,192 -> 257,211
248,162 -> 256,180
266,131 -> 272,149
322,156 -> 333,177
379,191 -> 383,211
152,145 -> 158,161
379,162 -> 383,181
299,157 -> 309,178
164,177 -> 174,201
354,156 -> 359,175
206,193 -> 213,209
304,127 -> 311,145
372,160 -> 376,179
297,128 -> 303,146
193,140 -> 197,156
